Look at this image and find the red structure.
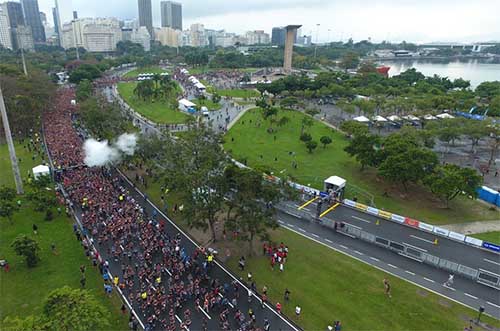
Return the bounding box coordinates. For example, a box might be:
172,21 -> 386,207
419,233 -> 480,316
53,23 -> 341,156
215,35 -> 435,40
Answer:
376,66 -> 390,77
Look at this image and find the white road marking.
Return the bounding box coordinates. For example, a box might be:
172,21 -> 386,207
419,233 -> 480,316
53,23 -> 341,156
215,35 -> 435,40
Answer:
198,306 -> 212,319
298,227 -> 307,233
403,242 -> 428,253
324,238 -> 333,244
464,293 -> 478,300
347,223 -> 362,230
423,277 -> 435,283
278,219 -> 285,224
218,293 -> 234,308
487,301 -> 500,309
354,250 -> 364,255
352,215 -> 371,223
175,315 -> 190,331
278,224 -> 497,319
410,235 -> 435,245
339,245 -> 348,249
405,270 -> 416,276
443,285 -> 456,291
370,257 -> 380,262
388,264 -> 398,269
311,233 -> 320,238
287,224 -> 295,228
484,258 -> 500,267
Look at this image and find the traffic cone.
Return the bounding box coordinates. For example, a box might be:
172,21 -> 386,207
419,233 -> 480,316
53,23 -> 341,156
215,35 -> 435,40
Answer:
434,238 -> 438,245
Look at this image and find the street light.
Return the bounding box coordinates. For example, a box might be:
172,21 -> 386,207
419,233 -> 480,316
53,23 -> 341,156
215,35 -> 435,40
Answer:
314,23 -> 320,58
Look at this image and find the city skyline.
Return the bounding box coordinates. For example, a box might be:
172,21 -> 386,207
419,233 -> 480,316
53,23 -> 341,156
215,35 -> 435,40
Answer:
35,0 -> 500,43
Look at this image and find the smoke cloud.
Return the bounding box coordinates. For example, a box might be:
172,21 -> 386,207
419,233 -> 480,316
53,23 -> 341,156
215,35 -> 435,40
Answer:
83,133 -> 138,167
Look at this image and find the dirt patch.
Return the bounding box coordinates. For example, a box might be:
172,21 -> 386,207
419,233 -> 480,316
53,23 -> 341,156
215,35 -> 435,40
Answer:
438,299 -> 452,308
416,289 -> 428,297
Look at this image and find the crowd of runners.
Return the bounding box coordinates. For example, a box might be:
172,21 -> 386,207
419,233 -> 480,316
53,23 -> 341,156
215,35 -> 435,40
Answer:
197,70 -> 246,90
42,87 -> 282,331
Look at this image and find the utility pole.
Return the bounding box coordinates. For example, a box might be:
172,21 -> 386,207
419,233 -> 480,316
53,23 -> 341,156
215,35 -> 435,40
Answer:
314,23 -> 320,58
17,33 -> 28,76
0,85 -> 24,194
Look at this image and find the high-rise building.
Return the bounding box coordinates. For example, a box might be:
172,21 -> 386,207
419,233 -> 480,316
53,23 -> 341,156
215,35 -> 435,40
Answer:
0,6 -> 13,49
21,0 -> 45,43
155,26 -> 180,47
52,0 -> 62,46
160,1 -> 182,30
73,11 -> 78,19
271,27 -> 286,46
245,30 -> 270,45
2,1 -> 34,50
62,17 -> 122,53
131,26 -> 150,51
189,23 -> 207,47
39,11 -> 46,24
137,0 -> 152,39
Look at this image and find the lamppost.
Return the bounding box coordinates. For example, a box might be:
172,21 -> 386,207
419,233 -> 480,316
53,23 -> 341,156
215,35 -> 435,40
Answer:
314,23 -> 320,58
476,306 -> 485,324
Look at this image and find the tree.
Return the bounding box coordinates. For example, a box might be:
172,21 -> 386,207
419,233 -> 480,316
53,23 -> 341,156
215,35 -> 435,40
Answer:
462,120 -> 488,152
344,134 -> 382,170
11,235 -> 40,267
162,126 -> 229,242
320,135 -> 332,148
280,96 -> 299,109
42,286 -> 110,331
133,79 -> 154,101
424,164 -> 482,208
68,64 -> 102,84
224,167 -> 280,254
300,132 -> 312,142
76,79 -> 92,101
340,120 -> 369,137
378,147 -> 438,190
0,186 -> 19,224
358,61 -> 377,75
277,116 -> 290,128
300,116 -> 314,135
305,140 -> 318,153
489,95 -> 500,117
339,51 -> 360,71
212,92 -> 221,103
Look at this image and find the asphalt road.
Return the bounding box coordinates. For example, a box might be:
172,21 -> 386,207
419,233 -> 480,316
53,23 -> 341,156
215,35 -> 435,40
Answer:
108,169 -> 302,331
274,206 -> 500,319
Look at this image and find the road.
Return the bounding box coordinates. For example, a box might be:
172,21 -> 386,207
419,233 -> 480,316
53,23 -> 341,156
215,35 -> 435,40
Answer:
274,203 -> 500,318
105,169 -> 301,331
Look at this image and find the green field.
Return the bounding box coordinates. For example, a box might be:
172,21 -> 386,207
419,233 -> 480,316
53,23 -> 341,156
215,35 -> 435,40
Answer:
117,82 -> 191,124
188,67 -> 259,75
0,143 -> 127,329
217,88 -> 260,98
122,166 -> 500,331
123,66 -> 168,78
0,141 -> 45,188
473,231 -> 500,245
228,228 -> 500,331
192,97 -> 222,110
223,108 -> 497,225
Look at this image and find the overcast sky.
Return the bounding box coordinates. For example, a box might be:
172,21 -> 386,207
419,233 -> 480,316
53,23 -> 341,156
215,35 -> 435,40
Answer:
37,0 -> 500,43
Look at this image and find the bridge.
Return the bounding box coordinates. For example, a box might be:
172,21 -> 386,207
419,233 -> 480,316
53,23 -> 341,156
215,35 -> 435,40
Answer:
418,42 -> 498,52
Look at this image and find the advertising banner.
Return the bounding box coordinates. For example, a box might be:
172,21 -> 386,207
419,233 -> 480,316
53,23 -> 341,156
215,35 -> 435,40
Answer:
378,210 -> 392,219
404,217 -> 420,228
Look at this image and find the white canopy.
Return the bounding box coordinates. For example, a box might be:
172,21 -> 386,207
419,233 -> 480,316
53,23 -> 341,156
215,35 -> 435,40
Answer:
195,82 -> 206,90
402,115 -> 420,121
178,98 -> 196,107
373,115 -> 388,122
423,114 -> 438,120
387,115 -> 401,121
32,165 -> 50,179
324,176 -> 346,189
436,113 -> 454,119
353,116 -> 370,123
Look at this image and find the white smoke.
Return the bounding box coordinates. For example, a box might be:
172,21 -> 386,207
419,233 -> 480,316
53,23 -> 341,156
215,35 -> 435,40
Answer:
83,133 -> 138,167
116,133 -> 138,156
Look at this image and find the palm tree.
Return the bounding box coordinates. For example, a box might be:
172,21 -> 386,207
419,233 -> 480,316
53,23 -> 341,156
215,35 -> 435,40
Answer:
300,116 -> 314,135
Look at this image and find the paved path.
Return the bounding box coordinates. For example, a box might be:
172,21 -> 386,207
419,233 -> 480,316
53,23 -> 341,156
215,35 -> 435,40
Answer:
442,220 -> 500,235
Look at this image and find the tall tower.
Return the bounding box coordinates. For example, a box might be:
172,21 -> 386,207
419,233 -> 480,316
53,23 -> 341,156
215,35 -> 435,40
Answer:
52,0 -> 62,46
21,0 -> 45,43
137,0 -> 153,39
160,1 -> 182,30
283,25 -> 301,74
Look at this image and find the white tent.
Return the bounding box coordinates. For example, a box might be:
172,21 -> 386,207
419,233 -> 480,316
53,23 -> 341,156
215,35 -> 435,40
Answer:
178,98 -> 196,112
32,165 -> 50,179
195,82 -> 206,91
373,115 -> 388,122
423,114 -> 438,120
324,176 -> 346,189
387,115 -> 401,122
402,115 -> 420,121
353,116 -> 370,123
436,113 -> 455,119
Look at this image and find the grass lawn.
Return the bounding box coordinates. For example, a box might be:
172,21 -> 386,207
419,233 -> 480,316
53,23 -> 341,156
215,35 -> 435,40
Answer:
192,97 -> 221,111
188,67 -> 259,75
228,228 -> 500,331
0,141 -> 46,188
223,108 -> 498,225
217,88 -> 260,98
117,82 -> 191,124
123,66 -> 168,78
122,165 -> 500,331
0,143 -> 128,330
473,231 -> 500,245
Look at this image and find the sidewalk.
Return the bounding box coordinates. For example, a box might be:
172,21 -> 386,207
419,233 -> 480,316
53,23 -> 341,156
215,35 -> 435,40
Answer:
441,220 -> 500,234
